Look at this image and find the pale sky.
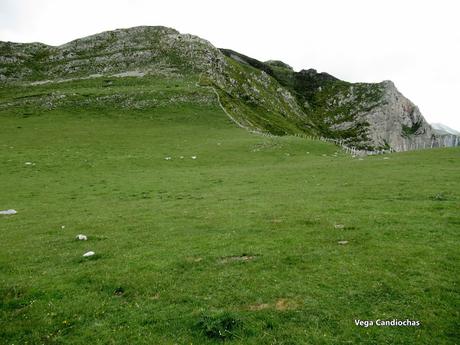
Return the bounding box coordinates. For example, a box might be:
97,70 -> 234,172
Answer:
1,0 -> 459,130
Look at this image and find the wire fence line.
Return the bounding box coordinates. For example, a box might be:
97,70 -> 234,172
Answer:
292,134 -> 386,156
197,75 -> 459,156
292,133 -> 460,156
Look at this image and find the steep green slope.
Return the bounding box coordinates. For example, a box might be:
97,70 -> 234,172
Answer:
201,57 -> 314,136
220,49 -> 376,146
220,49 -> 436,150
1,75 -> 459,344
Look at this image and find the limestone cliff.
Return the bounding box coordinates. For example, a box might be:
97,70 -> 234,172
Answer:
221,49 -> 458,151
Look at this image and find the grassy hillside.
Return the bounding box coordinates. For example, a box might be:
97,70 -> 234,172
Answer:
221,49 -> 380,147
202,57 -> 314,136
2,26 -> 447,152
1,76 -> 459,344
1,26 -> 317,139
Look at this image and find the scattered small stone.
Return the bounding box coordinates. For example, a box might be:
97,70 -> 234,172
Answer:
112,70 -> 145,78
334,224 -> 345,229
25,162 -> 33,165
220,255 -> 255,263
164,156 -> 172,160
179,156 -> 184,159
76,234 -> 87,241
0,209 -> 17,215
191,156 -> 197,160
61,225 -> 65,229
383,157 -> 389,160
83,251 -> 95,257
431,193 -> 447,201
338,240 -> 349,245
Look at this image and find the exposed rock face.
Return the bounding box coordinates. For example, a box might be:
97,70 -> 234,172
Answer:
323,80 -> 459,151
1,26 -> 457,151
0,26 -> 227,81
220,49 -> 459,151
322,80 -> 437,150
363,81 -> 435,151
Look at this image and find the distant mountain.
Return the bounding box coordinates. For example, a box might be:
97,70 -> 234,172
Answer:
1,26 -> 458,151
431,123 -> 460,136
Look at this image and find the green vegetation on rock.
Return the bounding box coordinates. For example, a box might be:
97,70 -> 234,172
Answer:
402,119 -> 424,138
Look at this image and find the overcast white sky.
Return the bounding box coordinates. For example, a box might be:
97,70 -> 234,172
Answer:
1,0 -> 459,129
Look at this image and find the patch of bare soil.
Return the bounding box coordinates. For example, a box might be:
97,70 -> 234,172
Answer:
275,298 -> 298,311
248,303 -> 270,311
247,298 -> 298,311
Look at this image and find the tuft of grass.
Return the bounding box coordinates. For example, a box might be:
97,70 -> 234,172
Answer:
430,192 -> 448,201
194,311 -> 243,340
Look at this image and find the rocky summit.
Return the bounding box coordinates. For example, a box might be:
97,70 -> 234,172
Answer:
1,26 -> 457,151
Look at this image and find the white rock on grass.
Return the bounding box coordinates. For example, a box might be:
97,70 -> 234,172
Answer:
83,251 -> 95,257
191,156 -> 197,160
164,156 -> 172,160
76,234 -> 87,241
0,209 -> 17,215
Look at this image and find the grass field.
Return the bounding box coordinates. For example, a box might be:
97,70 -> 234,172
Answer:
0,77 -> 459,344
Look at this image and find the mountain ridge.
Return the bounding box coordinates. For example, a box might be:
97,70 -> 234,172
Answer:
1,25 -> 458,151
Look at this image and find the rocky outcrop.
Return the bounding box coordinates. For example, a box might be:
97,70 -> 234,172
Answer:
362,81 -> 435,151
316,80 -> 438,151
0,26 -> 227,82
219,49 -> 458,151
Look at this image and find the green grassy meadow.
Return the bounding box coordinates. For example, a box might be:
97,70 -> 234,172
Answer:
0,77 -> 459,344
